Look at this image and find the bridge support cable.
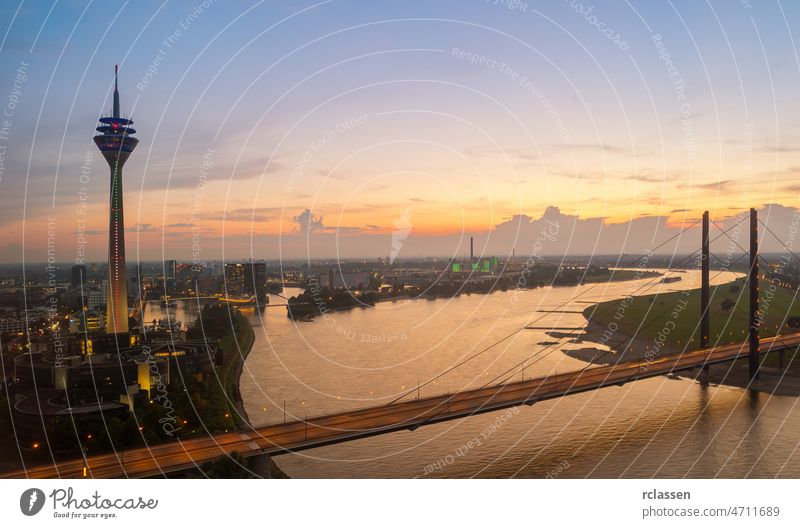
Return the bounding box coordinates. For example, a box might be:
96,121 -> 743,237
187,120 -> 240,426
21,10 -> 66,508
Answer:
578,218 -> 753,373
587,257 -> 752,373
583,263 -> 744,374
386,219 -> 702,405
712,214 -> 775,381
711,219 -> 794,320
757,220 -> 800,314
480,248 -> 704,389
396,222 -> 763,431
750,208 -> 760,381
745,213 -> 797,379
756,218 -> 800,369
701,211 -> 711,372
712,217 -> 795,311
481,251 -> 712,388
478,216 -> 752,392
712,218 -> 799,374
487,260 -> 701,389
740,214 -> 800,379
701,212 -> 710,345
759,219 -> 800,269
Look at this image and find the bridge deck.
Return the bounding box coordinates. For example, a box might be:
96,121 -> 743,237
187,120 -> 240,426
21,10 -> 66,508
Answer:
3,334 -> 798,479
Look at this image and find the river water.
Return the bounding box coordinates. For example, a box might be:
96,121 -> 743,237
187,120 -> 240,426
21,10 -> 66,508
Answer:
150,270 -> 800,477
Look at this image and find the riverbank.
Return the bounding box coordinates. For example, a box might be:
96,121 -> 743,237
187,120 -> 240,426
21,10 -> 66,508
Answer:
576,275 -> 800,395
224,312 -> 255,428
289,267 -> 663,320
222,310 -> 289,478
187,305 -> 289,477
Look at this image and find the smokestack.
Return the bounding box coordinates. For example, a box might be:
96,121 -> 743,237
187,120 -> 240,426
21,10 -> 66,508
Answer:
470,237 -> 474,266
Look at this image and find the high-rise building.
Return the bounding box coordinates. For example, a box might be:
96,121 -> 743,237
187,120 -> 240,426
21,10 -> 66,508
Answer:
164,259 -> 177,292
243,261 -> 267,296
94,65 -> 138,335
224,263 -> 246,294
88,289 -> 105,311
71,264 -> 87,288
175,263 -> 197,293
165,260 -> 177,279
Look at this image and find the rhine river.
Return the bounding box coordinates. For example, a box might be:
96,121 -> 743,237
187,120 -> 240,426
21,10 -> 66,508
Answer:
158,270 -> 800,477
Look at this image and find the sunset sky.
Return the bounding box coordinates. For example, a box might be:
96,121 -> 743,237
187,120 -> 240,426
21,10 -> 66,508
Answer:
2,0 -> 800,263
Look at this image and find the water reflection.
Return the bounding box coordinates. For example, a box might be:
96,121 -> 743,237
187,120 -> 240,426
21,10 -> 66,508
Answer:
228,270 -> 800,477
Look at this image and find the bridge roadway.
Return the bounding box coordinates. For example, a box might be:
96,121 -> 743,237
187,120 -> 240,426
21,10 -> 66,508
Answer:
4,333 -> 799,479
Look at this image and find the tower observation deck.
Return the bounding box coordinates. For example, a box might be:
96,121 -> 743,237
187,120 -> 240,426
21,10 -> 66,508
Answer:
94,65 -> 138,336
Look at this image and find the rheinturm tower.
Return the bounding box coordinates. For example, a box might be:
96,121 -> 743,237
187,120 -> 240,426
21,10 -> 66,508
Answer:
94,65 -> 138,335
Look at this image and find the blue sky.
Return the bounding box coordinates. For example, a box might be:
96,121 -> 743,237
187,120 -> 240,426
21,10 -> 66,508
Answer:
2,0 -> 800,261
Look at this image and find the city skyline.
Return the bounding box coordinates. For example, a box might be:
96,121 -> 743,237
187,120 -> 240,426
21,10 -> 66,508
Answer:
2,1 -> 800,263
4,0 -> 800,497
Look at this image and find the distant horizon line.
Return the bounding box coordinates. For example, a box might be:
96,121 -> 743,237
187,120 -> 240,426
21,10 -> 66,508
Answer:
0,252 -> 782,267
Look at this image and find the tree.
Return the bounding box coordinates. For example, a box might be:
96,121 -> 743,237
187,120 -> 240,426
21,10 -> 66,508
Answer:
188,304 -> 238,340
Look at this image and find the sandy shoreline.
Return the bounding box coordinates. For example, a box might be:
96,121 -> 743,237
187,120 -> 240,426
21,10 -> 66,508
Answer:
573,319 -> 800,396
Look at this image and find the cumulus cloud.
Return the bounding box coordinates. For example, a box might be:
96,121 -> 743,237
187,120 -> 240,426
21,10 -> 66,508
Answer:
291,208 -> 366,235
292,209 -> 326,235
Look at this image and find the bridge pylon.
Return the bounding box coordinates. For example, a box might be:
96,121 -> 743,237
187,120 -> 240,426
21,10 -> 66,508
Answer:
749,208 -> 760,381
700,211 -> 710,371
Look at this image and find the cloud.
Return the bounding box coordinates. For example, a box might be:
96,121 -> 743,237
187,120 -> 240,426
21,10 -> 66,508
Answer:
126,223 -> 155,233
205,207 -> 281,223
141,156 -> 286,192
552,168 -> 689,184
165,222 -> 193,228
678,180 -> 733,191
229,160 -> 285,181
13,202 -> 800,262
335,226 -> 364,234
290,208 -> 366,235
465,142 -> 641,162
561,143 -> 629,154
756,143 -> 800,153
292,208 -> 326,235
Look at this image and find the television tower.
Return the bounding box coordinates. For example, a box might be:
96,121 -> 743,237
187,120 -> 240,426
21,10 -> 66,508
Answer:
94,65 -> 138,335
